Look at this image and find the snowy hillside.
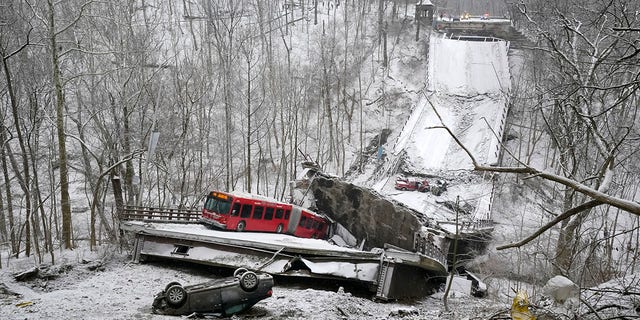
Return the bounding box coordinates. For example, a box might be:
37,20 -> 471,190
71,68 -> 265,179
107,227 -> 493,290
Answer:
360,33 -> 511,226
2,0 -> 639,319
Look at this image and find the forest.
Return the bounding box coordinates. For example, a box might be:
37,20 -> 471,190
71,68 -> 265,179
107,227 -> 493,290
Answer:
1,0 -> 399,263
1,0 -> 640,313
490,0 -> 640,288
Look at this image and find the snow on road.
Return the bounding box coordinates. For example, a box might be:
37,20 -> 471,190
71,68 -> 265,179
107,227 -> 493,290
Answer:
385,32 -> 511,222
404,34 -> 510,172
123,221 -> 363,253
429,35 -> 510,96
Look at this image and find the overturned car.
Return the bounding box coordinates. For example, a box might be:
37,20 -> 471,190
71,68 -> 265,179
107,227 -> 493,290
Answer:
152,268 -> 274,316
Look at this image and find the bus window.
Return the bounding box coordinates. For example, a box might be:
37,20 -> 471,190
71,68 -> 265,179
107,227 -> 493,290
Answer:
299,216 -> 306,227
240,205 -> 253,218
253,206 -> 264,219
311,220 -> 318,230
285,210 -> 290,220
204,197 -> 215,210
264,207 -> 274,220
306,218 -> 314,229
205,196 -> 232,214
231,203 -> 241,216
317,222 -> 324,230
275,208 -> 284,219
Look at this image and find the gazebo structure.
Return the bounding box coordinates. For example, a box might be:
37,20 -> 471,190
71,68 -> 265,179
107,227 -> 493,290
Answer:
415,1 -> 435,22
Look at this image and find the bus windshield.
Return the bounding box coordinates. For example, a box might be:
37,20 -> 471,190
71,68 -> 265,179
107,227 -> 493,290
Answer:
204,195 -> 233,215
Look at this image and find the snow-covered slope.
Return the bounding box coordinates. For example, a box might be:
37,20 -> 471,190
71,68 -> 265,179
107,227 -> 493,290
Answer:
374,32 -> 511,224
396,34 -> 510,171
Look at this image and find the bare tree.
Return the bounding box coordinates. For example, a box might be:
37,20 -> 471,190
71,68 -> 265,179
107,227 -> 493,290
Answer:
41,0 -> 95,249
430,0 -> 640,282
205,0 -> 246,192
0,8 -> 34,257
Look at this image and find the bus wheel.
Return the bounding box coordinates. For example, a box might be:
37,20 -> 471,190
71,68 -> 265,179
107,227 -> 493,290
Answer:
236,221 -> 246,232
276,224 -> 283,233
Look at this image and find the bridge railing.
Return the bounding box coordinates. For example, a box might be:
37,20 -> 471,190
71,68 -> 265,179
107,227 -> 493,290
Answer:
445,34 -> 506,43
414,233 -> 448,268
120,205 -> 201,223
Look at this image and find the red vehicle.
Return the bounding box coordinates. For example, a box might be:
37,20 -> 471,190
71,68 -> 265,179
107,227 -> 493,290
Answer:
200,191 -> 330,239
395,177 -> 430,192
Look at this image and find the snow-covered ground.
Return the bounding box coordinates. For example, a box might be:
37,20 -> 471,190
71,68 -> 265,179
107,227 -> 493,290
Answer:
3,243 -> 638,319
0,244 -> 508,320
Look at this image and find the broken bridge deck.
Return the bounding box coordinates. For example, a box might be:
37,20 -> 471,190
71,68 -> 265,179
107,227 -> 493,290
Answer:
121,220 -> 447,300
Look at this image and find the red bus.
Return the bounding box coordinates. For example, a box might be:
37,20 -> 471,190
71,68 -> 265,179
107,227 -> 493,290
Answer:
200,191 -> 331,239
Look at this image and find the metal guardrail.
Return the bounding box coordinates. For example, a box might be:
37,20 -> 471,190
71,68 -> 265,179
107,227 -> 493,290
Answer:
444,34 -> 506,43
470,219 -> 494,230
414,233 -> 448,268
120,206 -> 201,223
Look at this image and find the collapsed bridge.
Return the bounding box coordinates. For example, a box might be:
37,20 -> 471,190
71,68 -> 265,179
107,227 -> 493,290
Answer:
117,17 -> 515,301
120,206 -> 447,300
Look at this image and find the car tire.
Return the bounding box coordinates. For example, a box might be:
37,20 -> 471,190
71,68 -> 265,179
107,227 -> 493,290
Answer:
401,187 -> 407,191
236,221 -> 246,232
165,284 -> 187,307
164,281 -> 182,292
239,271 -> 259,292
276,224 -> 283,233
234,267 -> 248,278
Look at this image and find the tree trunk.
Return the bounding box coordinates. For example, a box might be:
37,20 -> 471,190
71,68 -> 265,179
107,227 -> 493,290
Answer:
48,0 -> 73,249
2,43 -> 32,257
246,55 -> 252,192
0,140 -> 15,253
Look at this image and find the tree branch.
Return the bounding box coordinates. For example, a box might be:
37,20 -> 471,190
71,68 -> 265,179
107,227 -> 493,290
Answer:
1,28 -> 32,61
612,27 -> 640,32
473,163 -> 640,215
496,200 -> 603,250
425,99 -> 640,216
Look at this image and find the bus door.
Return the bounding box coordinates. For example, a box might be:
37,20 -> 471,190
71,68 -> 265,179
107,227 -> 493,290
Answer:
224,202 -> 241,230
262,206 -> 278,232
274,207 -> 287,233
233,203 -> 253,231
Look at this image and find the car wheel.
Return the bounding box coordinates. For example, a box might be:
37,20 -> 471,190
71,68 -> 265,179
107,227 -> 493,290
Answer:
275,224 -> 283,233
165,284 -> 187,307
164,281 -> 182,292
239,271 -> 259,292
234,267 -> 248,278
401,187 -> 407,191
236,221 -> 246,232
